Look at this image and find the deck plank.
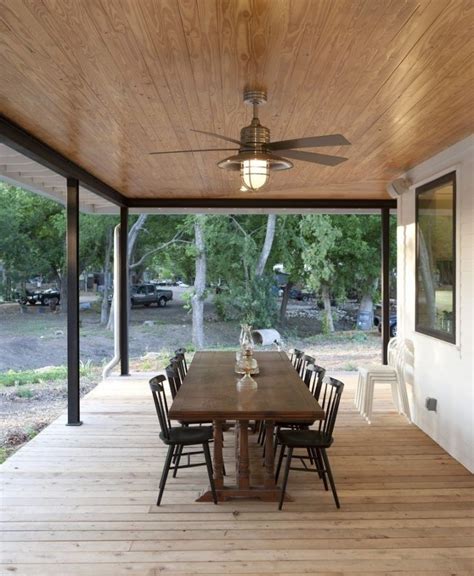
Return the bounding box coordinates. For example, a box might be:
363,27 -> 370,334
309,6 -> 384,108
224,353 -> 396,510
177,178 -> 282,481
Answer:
1,371 -> 473,575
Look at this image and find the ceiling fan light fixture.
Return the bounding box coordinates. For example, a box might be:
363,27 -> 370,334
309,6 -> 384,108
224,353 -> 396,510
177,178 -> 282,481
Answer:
218,150 -> 293,191
241,158 -> 269,191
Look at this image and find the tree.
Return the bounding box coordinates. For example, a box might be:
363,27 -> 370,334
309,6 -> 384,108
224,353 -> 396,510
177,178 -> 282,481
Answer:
79,214 -> 119,324
300,215 -> 342,332
208,215 -> 279,327
271,215 -> 306,325
191,216 -> 207,348
0,183 -> 65,298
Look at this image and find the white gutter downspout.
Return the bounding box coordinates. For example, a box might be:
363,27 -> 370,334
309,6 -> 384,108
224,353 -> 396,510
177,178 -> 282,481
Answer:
102,224 -> 121,378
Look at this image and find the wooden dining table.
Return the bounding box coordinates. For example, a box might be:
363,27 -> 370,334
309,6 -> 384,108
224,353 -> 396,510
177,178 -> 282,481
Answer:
168,350 -> 324,502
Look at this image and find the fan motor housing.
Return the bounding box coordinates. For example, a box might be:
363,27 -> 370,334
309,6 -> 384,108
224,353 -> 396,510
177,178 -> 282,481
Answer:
240,120 -> 270,150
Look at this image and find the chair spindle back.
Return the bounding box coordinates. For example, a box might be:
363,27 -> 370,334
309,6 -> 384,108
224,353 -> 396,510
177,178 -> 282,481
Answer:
304,364 -> 326,400
149,375 -> 171,441
316,377 -> 344,439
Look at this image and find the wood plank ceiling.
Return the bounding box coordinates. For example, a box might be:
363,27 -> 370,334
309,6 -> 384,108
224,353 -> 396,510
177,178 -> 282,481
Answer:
1,0 -> 473,202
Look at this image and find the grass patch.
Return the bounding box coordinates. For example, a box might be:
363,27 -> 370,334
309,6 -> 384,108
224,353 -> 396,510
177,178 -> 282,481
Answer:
0,366 -> 67,387
343,362 -> 358,371
15,387 -> 34,398
0,447 -> 9,464
0,362 -> 95,387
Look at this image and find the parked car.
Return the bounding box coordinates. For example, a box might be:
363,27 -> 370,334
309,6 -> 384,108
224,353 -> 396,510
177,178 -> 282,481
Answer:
374,313 -> 397,337
288,288 -> 316,301
130,283 -> 173,307
18,288 -> 61,307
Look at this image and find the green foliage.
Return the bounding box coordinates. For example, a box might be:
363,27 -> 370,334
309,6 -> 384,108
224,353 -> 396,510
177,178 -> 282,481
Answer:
0,183 -> 65,289
0,364 -> 92,387
214,274 -> 278,327
15,387 -> 34,399
350,331 -> 368,343
0,448 -> 8,464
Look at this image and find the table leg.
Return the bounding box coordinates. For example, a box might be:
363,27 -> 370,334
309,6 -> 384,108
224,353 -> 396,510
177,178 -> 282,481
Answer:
236,419 -> 250,490
264,420 -> 276,489
213,419 -> 224,490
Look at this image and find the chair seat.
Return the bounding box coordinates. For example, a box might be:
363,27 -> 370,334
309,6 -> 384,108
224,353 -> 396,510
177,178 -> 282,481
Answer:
160,425 -> 213,446
276,420 -> 314,428
277,428 -> 333,449
359,365 -> 397,375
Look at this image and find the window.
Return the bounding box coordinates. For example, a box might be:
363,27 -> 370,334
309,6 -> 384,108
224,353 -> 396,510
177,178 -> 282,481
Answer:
415,171 -> 456,343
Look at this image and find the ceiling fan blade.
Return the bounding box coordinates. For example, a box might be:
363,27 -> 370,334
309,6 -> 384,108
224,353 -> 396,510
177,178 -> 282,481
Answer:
279,149 -> 348,166
190,129 -> 243,146
149,147 -> 238,155
268,134 -> 350,151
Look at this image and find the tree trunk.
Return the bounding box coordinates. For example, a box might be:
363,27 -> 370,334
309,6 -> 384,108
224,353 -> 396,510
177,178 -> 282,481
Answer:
101,228 -> 113,326
255,214 -> 276,277
191,216 -> 206,349
279,281 -> 293,325
57,270 -> 66,312
128,214 -> 147,262
358,291 -> 374,331
107,215 -> 148,331
321,284 -> 334,333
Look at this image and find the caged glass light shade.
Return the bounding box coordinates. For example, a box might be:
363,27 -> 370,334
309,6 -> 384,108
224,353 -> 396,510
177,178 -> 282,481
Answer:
217,151 -> 293,191
241,158 -> 269,191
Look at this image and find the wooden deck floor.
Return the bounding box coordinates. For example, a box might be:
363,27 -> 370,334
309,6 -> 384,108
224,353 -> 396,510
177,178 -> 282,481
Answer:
1,371 -> 473,575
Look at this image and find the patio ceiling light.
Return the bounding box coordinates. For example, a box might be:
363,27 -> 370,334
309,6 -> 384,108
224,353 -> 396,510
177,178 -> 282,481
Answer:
217,150 -> 292,192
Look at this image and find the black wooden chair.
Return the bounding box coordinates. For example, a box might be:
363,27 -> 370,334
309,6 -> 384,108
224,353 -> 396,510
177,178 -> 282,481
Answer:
149,374 -> 217,505
167,359 -> 183,397
258,349 -> 305,445
275,376 -> 344,510
174,347 -> 188,374
289,349 -> 304,372
299,354 -> 316,379
270,364 -> 326,458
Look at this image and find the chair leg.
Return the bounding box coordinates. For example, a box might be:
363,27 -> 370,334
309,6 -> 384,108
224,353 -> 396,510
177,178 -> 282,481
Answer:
321,448 -> 340,508
355,372 -> 362,409
313,447 -> 328,489
397,376 -> 412,422
275,443 -> 285,483
273,426 -> 281,459
203,441 -> 218,505
278,446 -> 293,511
172,444 -> 184,478
157,444 -> 175,506
364,376 -> 375,423
390,378 -> 401,413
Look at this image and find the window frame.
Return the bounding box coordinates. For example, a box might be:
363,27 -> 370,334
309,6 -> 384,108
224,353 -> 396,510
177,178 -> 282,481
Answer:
415,171 -> 457,344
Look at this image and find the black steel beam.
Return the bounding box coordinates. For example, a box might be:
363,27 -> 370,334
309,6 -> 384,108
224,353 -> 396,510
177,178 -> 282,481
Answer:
66,178 -> 82,425
119,207 -> 129,376
0,116 -> 127,208
127,198 -> 397,210
381,207 -> 391,365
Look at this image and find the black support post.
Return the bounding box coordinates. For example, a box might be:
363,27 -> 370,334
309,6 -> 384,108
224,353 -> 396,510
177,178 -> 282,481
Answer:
66,178 -> 82,425
381,207 -> 391,365
119,207 -> 129,376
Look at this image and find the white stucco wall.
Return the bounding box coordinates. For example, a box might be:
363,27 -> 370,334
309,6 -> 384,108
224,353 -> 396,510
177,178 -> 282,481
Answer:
397,135 -> 473,472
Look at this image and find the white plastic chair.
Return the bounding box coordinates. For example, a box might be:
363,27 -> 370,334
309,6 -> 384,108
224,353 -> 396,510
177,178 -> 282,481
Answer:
356,338 -> 412,423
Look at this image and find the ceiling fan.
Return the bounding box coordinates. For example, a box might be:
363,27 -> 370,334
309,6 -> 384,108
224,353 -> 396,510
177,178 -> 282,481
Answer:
150,89 -> 350,191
